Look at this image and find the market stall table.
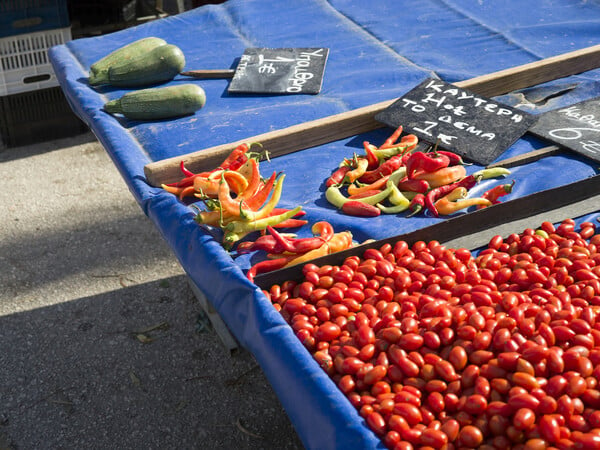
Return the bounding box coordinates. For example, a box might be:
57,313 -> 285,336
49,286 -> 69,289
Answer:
49,1 -> 600,448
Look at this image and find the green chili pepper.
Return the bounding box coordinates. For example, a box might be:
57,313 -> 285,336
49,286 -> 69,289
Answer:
226,206 -> 303,234
377,203 -> 411,214
388,167 -> 408,184
472,167 -> 511,180
372,143 -> 412,160
325,184 -> 393,208
223,230 -> 249,250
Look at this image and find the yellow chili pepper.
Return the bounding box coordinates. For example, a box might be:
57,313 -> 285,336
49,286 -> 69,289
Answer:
434,187 -> 492,215
226,206 -> 303,234
344,156 -> 369,184
326,183 -> 393,208
377,180 -> 411,214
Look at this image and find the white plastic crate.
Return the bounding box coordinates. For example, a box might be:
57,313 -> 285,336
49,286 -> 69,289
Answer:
0,27 -> 71,96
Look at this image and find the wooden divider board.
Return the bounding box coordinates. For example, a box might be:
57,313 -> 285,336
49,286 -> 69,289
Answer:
253,173 -> 600,288
144,43 -> 600,187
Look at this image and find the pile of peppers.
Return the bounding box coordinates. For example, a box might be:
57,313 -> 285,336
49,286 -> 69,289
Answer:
160,132 -> 517,282
324,126 -> 515,218
162,143 -> 356,281
238,222 -> 355,282
161,142 -> 307,249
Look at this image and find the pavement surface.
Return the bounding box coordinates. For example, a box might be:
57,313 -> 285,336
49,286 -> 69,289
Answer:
0,132 -> 304,450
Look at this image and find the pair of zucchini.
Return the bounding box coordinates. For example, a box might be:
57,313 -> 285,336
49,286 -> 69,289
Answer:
90,37 -> 206,120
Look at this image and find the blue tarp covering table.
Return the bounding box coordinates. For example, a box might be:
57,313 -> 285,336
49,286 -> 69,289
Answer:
49,1 -> 600,448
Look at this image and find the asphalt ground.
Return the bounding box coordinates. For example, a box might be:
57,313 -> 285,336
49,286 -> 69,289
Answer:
0,132 -> 303,450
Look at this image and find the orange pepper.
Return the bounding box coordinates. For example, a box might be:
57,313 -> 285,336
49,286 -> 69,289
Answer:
161,184 -> 185,196
194,209 -> 237,227
413,165 -> 467,188
217,175 -> 251,218
283,231 -> 353,267
380,125 -> 403,149
238,158 -> 261,200
346,174 -> 390,196
194,170 -> 249,198
245,171 -> 277,210
348,189 -> 383,200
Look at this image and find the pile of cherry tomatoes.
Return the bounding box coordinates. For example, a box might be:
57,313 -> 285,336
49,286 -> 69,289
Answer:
263,218 -> 600,450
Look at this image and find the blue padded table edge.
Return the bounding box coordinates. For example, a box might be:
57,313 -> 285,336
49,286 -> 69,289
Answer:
49,1 -> 600,449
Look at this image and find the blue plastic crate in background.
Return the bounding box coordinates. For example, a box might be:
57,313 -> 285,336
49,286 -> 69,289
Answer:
0,0 -> 70,38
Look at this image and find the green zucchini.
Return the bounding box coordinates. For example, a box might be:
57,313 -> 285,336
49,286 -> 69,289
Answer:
104,84 -> 206,120
89,37 -> 167,85
100,44 -> 186,87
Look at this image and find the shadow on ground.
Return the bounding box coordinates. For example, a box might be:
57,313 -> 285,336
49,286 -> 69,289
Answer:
0,275 -> 303,450
0,134 -> 303,449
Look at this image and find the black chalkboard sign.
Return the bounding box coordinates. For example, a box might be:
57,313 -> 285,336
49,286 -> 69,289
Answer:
529,97 -> 600,163
375,78 -> 536,165
227,48 -> 329,95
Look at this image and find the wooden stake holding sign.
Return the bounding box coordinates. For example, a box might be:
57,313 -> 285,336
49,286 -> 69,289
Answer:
145,43 -> 600,187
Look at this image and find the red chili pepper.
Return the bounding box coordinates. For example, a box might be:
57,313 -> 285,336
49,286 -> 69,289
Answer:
224,153 -> 248,172
397,177 -> 430,193
166,145 -> 252,188
478,180 -> 515,208
265,225 -> 295,253
406,193 -> 425,217
237,235 -> 279,254
259,208 -> 307,230
342,200 -> 381,217
239,221 -> 333,255
288,222 -> 334,254
270,222 -> 334,253
359,154 -> 404,184
425,183 -> 459,218
381,125 -> 403,149
219,143 -> 250,170
235,241 -> 256,254
453,174 -> 480,191
165,173 -> 202,188
326,166 -> 351,187
406,151 -> 450,179
247,257 -> 289,282
268,207 -> 306,217
179,160 -> 195,177
435,150 -> 469,166
363,141 -> 380,169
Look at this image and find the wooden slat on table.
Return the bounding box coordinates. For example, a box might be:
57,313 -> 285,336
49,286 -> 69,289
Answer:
144,43 -> 600,187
